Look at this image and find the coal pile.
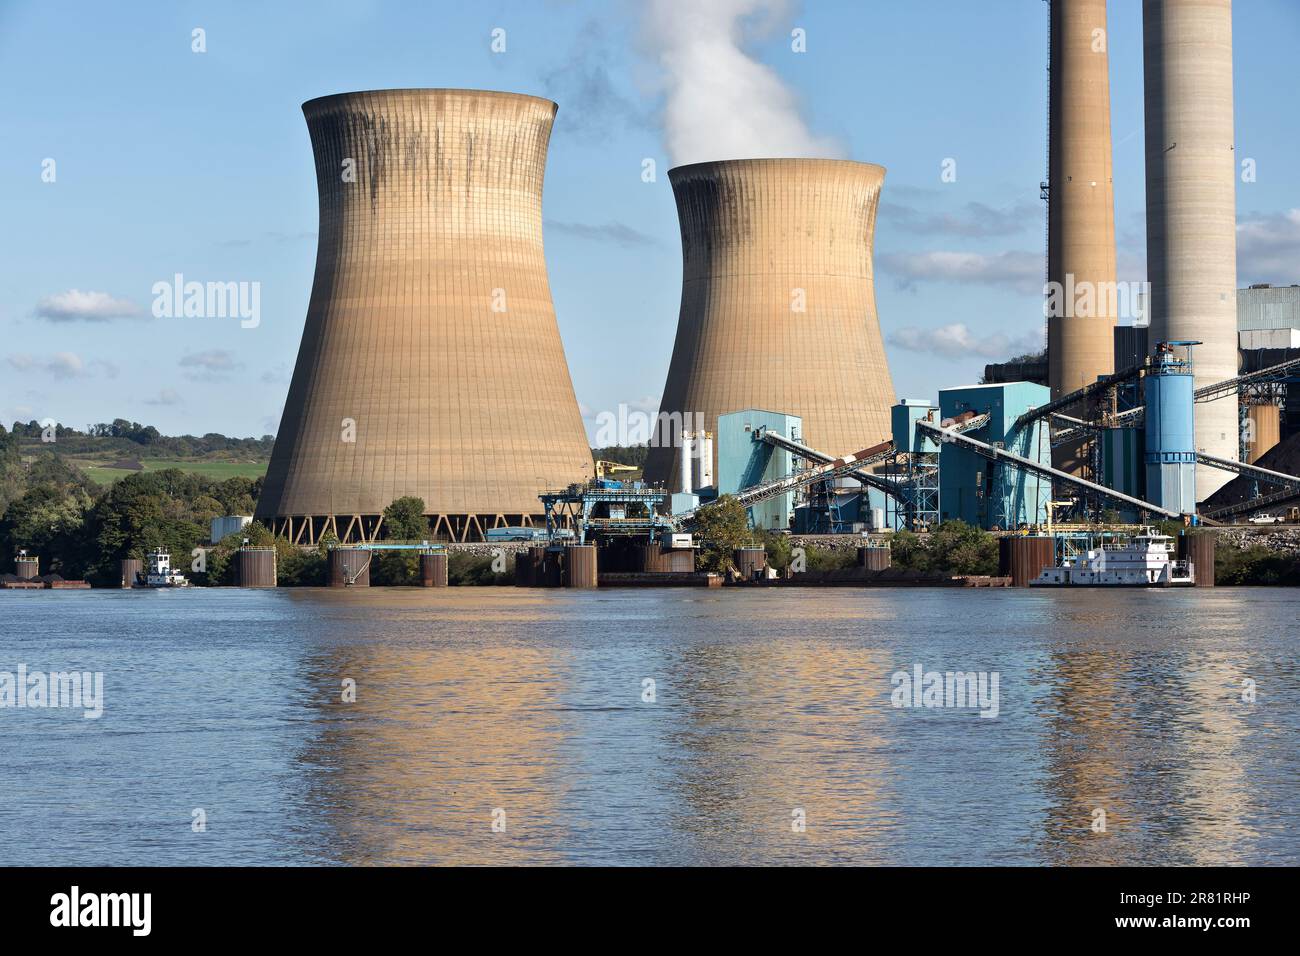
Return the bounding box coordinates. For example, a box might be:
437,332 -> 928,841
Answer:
1202,430 -> 1300,510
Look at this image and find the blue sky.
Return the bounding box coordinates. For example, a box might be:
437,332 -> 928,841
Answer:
2,0 -> 1297,441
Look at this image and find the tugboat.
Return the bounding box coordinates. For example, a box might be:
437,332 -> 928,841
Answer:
134,550 -> 191,588
1030,530 -> 1194,587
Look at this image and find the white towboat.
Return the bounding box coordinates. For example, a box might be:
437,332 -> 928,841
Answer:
1030,531 -> 1194,588
135,550 -> 191,588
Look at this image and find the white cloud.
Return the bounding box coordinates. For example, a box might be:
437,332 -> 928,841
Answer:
642,0 -> 843,166
1237,209 -> 1300,284
260,364 -> 291,385
889,322 -> 1043,360
144,389 -> 183,406
180,349 -> 243,382
35,289 -> 142,322
7,351 -> 97,379
546,220 -> 658,247
878,250 -> 1042,291
879,199 -> 1041,239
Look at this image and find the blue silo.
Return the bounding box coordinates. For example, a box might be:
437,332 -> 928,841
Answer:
1143,341 -> 1198,514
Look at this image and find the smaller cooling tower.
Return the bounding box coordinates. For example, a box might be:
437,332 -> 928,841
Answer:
645,159 -> 896,487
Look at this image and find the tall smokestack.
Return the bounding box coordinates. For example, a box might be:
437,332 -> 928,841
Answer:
1047,0 -> 1119,406
256,89 -> 593,543
1143,0 -> 1239,498
643,159 -> 896,485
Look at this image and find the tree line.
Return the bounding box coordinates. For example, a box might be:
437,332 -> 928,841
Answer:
8,418 -> 274,458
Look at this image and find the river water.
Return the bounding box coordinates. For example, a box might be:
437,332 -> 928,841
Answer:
0,587 -> 1295,866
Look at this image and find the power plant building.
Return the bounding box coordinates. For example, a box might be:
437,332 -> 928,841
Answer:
937,383 -> 1053,530
256,89 -> 593,543
716,408 -> 803,531
644,159 -> 897,487
1143,0 -> 1240,498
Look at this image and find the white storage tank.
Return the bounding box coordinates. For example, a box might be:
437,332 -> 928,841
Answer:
679,433 -> 696,493
692,432 -> 714,490
211,515 -> 253,544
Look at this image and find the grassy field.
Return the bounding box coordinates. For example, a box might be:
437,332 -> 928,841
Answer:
72,458 -> 268,486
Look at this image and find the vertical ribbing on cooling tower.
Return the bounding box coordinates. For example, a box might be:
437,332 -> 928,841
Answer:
1143,0 -> 1239,499
644,159 -> 897,486
256,89 -> 592,523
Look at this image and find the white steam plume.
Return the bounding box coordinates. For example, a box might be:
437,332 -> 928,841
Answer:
643,0 -> 845,167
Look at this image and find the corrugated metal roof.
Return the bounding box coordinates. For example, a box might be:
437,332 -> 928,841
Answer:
1238,286 -> 1300,331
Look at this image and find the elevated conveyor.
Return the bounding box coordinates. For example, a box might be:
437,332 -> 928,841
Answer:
913,419 -> 1182,519
1054,354 -> 1300,442
675,436 -> 895,520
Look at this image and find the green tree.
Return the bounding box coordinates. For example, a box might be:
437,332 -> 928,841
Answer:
804,545 -> 857,572
0,452 -> 98,577
1216,545 -> 1300,586
691,495 -> 753,573
591,445 -> 648,468
382,496 -> 429,540
886,522 -> 998,576
759,528 -> 792,573
82,469 -> 212,583
371,550 -> 419,585
889,529 -> 928,570
278,546 -> 327,586
448,551 -> 512,585
925,520 -> 998,575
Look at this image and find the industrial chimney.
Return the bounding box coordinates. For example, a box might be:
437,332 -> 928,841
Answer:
1047,0 -> 1119,407
643,159 -> 896,486
256,90 -> 593,543
1143,0 -> 1239,498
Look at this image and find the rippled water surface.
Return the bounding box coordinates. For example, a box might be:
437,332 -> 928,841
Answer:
1,587 -> 1296,865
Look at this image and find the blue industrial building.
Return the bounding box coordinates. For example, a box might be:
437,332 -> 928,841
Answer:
716,408 -> 802,530
892,399 -> 940,454
937,382 -> 1052,529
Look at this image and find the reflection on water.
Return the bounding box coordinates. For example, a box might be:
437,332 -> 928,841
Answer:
0,587 -> 1295,865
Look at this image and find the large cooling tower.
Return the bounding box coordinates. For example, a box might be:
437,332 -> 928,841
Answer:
256,90 -> 592,543
1143,0 -> 1239,498
644,159 -> 896,486
1047,0 -> 1118,402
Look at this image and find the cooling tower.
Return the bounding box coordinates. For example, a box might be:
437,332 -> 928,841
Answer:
1047,0 -> 1118,403
256,90 -> 592,543
644,159 -> 896,486
1143,0 -> 1239,499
